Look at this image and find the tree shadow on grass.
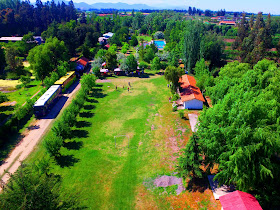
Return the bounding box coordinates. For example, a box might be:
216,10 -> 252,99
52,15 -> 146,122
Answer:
64,140 -> 83,150
83,104 -> 96,110
0,105 -> 14,112
91,88 -> 107,99
55,154 -> 79,168
75,120 -> 92,128
186,176 -> 210,193
79,112 -> 94,118
71,129 -> 89,138
27,84 -> 37,88
86,98 -> 98,103
95,84 -> 102,88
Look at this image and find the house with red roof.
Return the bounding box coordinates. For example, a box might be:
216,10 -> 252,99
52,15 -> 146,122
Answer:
219,21 -> 236,26
77,57 -> 89,68
179,75 -> 205,110
220,190 -> 263,210
76,57 -> 90,76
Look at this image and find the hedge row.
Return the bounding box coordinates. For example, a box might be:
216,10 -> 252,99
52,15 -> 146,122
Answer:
44,74 -> 96,157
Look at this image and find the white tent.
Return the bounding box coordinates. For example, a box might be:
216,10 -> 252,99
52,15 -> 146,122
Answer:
114,68 -> 123,72
100,69 -> 109,73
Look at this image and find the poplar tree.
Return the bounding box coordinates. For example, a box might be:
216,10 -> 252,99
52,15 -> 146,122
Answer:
182,21 -> 204,73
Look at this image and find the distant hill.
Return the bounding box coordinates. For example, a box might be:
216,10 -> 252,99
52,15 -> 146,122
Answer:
73,2 -> 155,10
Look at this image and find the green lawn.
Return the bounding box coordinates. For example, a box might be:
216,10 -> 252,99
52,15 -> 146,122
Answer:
0,80 -> 42,123
26,76 -> 219,209
137,35 -> 153,42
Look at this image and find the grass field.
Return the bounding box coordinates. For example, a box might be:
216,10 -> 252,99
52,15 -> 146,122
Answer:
0,79 -> 21,89
0,80 -> 42,123
26,75 -> 220,209
137,35 -> 153,42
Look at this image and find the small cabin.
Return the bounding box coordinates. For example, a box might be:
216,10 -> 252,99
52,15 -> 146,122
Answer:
179,75 -> 205,110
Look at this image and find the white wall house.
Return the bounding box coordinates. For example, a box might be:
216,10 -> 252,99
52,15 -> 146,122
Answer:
183,99 -> 204,110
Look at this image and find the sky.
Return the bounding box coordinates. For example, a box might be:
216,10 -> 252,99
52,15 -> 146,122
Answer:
71,0 -> 280,14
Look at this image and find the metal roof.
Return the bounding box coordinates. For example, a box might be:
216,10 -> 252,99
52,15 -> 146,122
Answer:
34,85 -> 61,107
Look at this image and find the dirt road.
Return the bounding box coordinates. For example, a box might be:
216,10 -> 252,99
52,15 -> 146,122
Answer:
0,81 -> 81,186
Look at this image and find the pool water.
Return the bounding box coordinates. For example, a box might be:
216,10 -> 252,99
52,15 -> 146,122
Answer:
154,40 -> 166,49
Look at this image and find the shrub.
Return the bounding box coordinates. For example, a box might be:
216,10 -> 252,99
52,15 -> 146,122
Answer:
62,109 -> 76,127
160,62 -> 168,70
179,110 -> 184,119
44,135 -> 63,157
139,61 -> 149,69
16,84 -> 23,89
20,75 -> 31,88
52,121 -> 71,138
172,93 -> 180,101
154,31 -> 164,39
0,92 -> 8,103
172,102 -> 177,112
92,65 -> 101,78
151,57 -> 161,71
0,162 -> 83,209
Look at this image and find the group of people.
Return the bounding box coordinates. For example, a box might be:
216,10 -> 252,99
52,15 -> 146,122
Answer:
115,82 -> 132,92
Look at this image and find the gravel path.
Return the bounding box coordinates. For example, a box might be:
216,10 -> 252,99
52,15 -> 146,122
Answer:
154,175 -> 185,195
0,80 -> 81,188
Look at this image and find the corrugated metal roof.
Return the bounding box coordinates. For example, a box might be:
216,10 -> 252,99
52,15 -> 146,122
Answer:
34,85 -> 60,107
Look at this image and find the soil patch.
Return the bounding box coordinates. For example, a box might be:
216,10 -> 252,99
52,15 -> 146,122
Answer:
96,79 -> 112,83
0,101 -> 16,106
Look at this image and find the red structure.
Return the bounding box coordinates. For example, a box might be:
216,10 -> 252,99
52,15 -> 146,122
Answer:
77,57 -> 89,68
220,190 -> 263,210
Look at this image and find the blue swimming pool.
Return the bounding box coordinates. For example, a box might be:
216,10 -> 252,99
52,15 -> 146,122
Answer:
154,40 -> 166,49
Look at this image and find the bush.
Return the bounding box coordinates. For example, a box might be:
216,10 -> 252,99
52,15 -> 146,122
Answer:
92,65 -> 101,78
139,61 -> 149,69
52,121 -> 71,138
154,31 -> 164,39
44,135 -> 63,157
0,92 -> 8,103
16,84 -> 23,89
172,93 -> 180,101
172,102 -> 177,112
62,109 -> 76,127
160,62 -> 168,70
0,162 -> 83,209
20,75 -> 31,88
179,110 -> 184,119
151,57 -> 161,71
6,71 -> 19,80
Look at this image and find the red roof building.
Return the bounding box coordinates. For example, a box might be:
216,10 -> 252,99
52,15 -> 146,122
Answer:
179,75 -> 205,103
220,191 -> 263,210
179,75 -> 205,110
77,57 -> 89,67
219,21 -> 236,26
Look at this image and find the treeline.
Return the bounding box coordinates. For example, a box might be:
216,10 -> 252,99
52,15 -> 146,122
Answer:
233,12 -> 277,64
0,74 -> 96,209
0,0 -> 77,36
178,59 -> 280,209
